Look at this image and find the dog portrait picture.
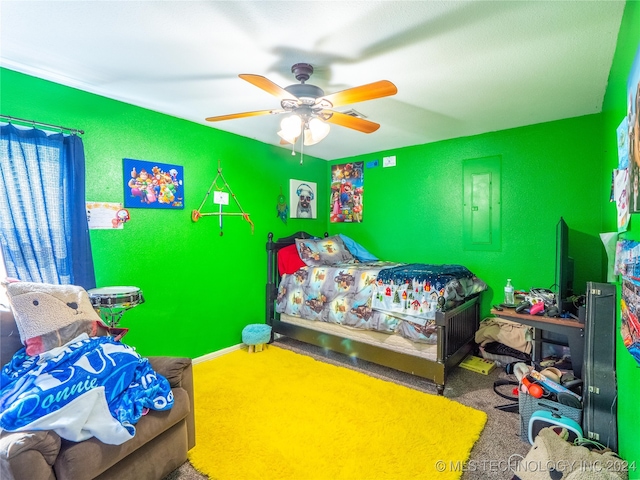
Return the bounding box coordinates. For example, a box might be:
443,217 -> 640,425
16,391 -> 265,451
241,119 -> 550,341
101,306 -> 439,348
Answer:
290,179 -> 317,219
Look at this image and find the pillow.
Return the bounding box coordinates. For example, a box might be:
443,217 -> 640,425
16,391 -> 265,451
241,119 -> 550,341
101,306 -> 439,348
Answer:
4,281 -> 102,356
338,234 -> 379,262
277,244 -> 307,276
514,426 -> 628,480
295,235 -> 356,266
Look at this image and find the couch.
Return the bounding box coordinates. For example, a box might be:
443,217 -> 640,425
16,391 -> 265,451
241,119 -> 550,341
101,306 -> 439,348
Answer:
0,309 -> 196,480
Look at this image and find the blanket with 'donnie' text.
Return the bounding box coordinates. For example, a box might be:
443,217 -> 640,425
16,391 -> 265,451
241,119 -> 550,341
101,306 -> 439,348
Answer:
0,334 -> 173,445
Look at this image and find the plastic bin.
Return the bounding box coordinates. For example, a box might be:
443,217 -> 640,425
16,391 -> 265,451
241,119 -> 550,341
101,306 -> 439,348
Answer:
518,391 -> 582,443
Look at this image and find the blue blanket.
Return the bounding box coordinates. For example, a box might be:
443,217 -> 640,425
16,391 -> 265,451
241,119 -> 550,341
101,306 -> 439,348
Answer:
0,334 -> 173,445
371,263 -> 486,326
375,263 -> 476,286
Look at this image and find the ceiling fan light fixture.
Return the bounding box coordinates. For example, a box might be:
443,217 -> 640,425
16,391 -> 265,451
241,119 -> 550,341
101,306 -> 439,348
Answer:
278,114 -> 302,144
206,64 -> 397,152
304,118 -> 331,146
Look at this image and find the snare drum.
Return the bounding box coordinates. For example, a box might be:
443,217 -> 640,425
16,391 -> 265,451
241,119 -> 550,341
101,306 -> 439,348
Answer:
88,286 -> 144,309
88,286 -> 145,328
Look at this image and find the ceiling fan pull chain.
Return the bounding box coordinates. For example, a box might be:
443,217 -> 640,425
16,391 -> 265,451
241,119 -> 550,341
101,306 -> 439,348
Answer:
300,134 -> 304,165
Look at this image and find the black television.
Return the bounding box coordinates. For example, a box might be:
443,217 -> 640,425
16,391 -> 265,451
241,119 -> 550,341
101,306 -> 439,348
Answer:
555,217 -> 575,314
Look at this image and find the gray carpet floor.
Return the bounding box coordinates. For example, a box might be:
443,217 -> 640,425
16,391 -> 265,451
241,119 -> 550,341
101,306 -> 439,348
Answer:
164,337 -> 531,480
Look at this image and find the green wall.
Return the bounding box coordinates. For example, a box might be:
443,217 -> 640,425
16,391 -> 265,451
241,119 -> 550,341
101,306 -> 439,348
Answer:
601,1 -> 640,475
0,67 -> 327,359
2,1 -> 639,467
327,114 -> 606,317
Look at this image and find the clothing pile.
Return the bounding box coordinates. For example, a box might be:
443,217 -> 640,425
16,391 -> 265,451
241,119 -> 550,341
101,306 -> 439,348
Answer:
475,317 -> 532,365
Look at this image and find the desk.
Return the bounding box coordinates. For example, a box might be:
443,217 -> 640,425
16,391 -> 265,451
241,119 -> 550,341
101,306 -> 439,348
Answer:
490,308 -> 585,379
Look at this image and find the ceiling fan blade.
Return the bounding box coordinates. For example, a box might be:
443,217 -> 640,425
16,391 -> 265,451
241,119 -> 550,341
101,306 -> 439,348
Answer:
239,74 -> 298,102
324,111 -> 380,134
317,80 -> 397,108
205,109 -> 280,122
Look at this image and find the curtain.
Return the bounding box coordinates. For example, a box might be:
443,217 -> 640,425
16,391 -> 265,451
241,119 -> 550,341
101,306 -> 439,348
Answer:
0,123 -> 96,289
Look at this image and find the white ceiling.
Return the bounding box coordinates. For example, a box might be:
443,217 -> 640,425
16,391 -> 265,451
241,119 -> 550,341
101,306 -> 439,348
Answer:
0,1 -> 626,161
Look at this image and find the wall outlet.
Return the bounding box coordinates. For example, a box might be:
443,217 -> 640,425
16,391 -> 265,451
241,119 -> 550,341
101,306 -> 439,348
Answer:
383,155 -> 396,167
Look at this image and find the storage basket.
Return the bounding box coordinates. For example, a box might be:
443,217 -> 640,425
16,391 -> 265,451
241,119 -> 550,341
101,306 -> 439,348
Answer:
518,391 -> 582,443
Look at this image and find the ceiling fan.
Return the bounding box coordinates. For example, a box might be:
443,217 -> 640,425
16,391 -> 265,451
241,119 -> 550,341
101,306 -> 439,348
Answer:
205,63 -> 397,147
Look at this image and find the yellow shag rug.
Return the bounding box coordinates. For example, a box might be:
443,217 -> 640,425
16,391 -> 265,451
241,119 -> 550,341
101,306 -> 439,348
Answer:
189,346 -> 486,480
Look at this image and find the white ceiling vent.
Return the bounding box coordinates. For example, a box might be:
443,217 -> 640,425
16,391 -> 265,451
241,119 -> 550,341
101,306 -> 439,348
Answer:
341,109 -> 367,119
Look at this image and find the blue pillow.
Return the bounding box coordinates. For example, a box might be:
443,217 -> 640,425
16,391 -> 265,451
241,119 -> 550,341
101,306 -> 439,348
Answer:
339,234 -> 378,262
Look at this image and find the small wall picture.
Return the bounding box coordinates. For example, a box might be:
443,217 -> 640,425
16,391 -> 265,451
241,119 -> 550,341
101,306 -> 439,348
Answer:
86,201 -> 128,229
331,161 -> 364,223
290,179 -> 317,219
124,158 -> 184,209
627,43 -> 640,212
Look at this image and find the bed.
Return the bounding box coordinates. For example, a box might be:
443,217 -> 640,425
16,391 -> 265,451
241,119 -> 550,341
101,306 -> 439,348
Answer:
265,231 -> 487,394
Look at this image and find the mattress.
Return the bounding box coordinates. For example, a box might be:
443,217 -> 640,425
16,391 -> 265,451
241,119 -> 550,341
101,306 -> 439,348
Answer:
279,313 -> 438,361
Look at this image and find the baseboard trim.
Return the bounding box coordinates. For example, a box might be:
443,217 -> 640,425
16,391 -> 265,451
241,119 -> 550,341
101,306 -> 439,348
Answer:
193,343 -> 243,364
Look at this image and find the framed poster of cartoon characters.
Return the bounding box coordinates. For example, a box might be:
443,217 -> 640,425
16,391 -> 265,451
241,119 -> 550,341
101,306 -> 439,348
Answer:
123,158 -> 184,209
330,161 -> 364,223
627,44 -> 640,212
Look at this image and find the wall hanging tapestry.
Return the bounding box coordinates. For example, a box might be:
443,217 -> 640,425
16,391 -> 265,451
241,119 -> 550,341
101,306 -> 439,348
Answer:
123,158 -> 183,209
188,346 -> 486,480
191,162 -> 253,235
331,161 -> 364,223
276,186 -> 289,224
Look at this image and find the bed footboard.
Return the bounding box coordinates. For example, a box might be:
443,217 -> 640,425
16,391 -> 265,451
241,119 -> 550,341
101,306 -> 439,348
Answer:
436,296 -> 480,387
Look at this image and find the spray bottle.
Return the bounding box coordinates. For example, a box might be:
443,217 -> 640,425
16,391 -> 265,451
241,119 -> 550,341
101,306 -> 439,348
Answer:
504,279 -> 515,305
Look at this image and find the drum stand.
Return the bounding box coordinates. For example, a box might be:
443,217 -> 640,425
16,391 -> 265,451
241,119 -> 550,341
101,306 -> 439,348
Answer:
96,306 -> 134,328
88,286 -> 145,330
93,302 -> 142,340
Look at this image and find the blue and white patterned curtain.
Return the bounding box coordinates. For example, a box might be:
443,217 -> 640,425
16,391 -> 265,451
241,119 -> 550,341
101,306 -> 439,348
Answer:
0,123 -> 96,289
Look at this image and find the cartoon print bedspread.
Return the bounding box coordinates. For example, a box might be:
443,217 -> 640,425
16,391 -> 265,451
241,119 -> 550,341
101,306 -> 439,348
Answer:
276,262 -> 487,344
0,334 -> 174,445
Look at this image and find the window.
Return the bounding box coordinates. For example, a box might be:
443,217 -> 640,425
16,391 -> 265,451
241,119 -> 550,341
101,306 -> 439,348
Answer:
0,123 -> 96,290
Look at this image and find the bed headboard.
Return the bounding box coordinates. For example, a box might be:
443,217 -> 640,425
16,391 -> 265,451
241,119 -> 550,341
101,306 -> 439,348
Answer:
265,231 -> 327,325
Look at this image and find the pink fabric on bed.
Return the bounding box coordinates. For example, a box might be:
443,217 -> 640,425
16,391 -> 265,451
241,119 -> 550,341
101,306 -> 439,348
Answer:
278,244 -> 306,275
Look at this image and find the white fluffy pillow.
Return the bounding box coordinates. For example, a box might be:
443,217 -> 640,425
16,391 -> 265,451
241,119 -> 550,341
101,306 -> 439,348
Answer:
5,281 -> 101,356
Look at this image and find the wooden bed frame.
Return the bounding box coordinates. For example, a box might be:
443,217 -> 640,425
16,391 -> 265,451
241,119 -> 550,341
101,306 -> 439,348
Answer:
265,231 -> 480,394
